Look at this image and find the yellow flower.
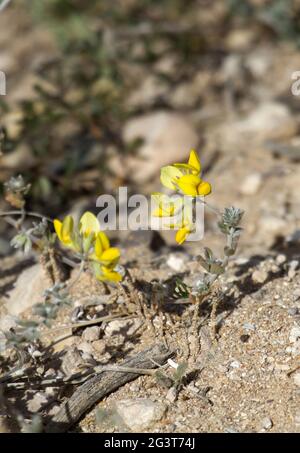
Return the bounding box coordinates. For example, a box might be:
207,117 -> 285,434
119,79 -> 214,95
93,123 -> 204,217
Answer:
175,224 -> 194,245
54,211 -> 122,283
173,149 -> 201,175
91,231 -> 122,282
151,193 -> 182,217
160,149 -> 211,197
96,266 -> 122,282
54,215 -> 75,248
176,175 -> 211,197
92,231 -> 120,269
54,211 -> 100,251
160,166 -> 183,190
79,211 -> 100,237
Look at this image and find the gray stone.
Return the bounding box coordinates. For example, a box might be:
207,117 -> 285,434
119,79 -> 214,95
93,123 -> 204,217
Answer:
27,392 -> 49,413
252,269 -> 268,284
122,111 -> 198,183
260,417 -> 273,430
105,318 -> 142,337
240,173 -> 262,196
167,253 -> 188,272
5,264 -> 49,316
114,398 -> 166,431
81,326 -> 100,342
293,372 -> 300,387
289,326 -> 300,343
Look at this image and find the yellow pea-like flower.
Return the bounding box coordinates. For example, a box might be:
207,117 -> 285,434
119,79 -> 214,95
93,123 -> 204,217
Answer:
54,215 -> 74,248
160,149 -> 211,197
176,174 -> 212,197
175,225 -> 194,245
173,149 -> 201,175
96,266 -> 122,282
79,211 -> 100,237
160,166 -> 183,190
92,232 -> 121,269
151,192 -> 183,217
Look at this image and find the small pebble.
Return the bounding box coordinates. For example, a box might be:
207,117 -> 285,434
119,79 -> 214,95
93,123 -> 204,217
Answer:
252,269 -> 268,284
260,417 -> 273,430
293,372 -> 300,387
276,254 -> 287,265
288,307 -> 299,316
82,326 -> 100,342
240,173 -> 262,196
289,326 -> 300,343
288,260 -> 299,280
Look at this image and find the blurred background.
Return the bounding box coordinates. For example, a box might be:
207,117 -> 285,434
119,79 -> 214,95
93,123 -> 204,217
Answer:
1,0 -> 300,254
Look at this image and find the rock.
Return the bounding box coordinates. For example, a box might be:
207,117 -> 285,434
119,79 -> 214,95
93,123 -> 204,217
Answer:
167,253 -> 188,272
276,254 -> 287,265
114,399 -> 166,431
260,417 -> 273,430
122,111 -> 198,183
288,260 -> 299,280
61,347 -> 86,377
27,392 -> 49,413
252,269 -> 268,284
289,326 -> 300,343
77,341 -> 95,357
219,103 -> 297,149
105,318 -> 142,337
240,173 -> 262,196
229,360 -> 240,369
81,326 -> 100,342
259,216 -> 286,236
293,372 -> 300,387
288,307 -> 299,316
92,340 -> 106,354
236,103 -> 297,142
5,264 -> 49,317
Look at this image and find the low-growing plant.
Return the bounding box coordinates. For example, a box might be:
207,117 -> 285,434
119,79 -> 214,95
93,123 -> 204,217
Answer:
151,149 -> 244,354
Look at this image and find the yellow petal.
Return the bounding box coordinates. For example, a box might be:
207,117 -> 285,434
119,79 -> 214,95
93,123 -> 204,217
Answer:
61,216 -> 74,244
94,232 -> 111,259
188,149 -> 201,173
54,219 -> 63,241
79,211 -> 100,236
152,207 -> 166,217
100,247 -> 120,267
175,226 -> 191,245
160,166 -> 183,190
97,267 -> 122,282
152,192 -> 183,217
97,231 -> 110,251
176,174 -> 201,196
197,181 -> 212,196
173,163 -> 197,173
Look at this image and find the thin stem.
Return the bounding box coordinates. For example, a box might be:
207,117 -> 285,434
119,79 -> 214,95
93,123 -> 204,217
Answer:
0,210 -> 53,222
66,260 -> 85,290
41,313 -> 135,335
